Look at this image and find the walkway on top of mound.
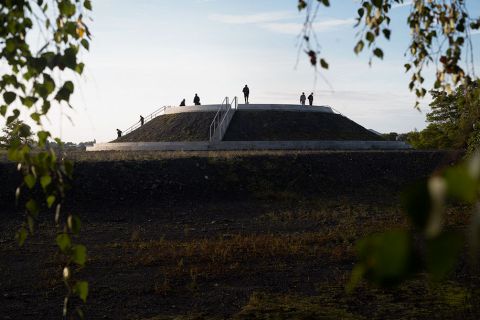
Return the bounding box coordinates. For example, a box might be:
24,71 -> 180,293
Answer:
163,104 -> 335,115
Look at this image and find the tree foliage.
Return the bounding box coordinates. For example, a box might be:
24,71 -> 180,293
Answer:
407,80 -> 480,151
0,119 -> 34,148
299,0 -> 480,106
0,0 -> 91,317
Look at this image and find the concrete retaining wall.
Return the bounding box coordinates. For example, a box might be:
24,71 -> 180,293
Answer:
87,140 -> 410,151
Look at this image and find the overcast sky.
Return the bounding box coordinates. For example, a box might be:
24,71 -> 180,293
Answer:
39,0 -> 480,142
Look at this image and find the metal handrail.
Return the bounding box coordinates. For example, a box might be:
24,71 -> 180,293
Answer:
209,97 -> 229,141
122,105 -> 173,136
209,96 -> 237,142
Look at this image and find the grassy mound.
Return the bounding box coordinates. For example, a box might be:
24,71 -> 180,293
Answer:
223,111 -> 382,141
114,112 -> 216,142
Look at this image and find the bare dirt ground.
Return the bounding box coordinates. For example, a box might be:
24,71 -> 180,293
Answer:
1,150 -> 478,319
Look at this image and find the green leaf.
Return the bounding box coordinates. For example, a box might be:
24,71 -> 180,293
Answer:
24,174 -> 36,189
62,47 -> 77,70
55,81 -> 74,102
68,215 -> 81,234
80,39 -> 89,50
3,92 -> 16,105
6,109 -> 20,124
37,131 -> 50,146
320,0 -> 330,6
346,264 -> 365,293
74,281 -> 89,302
382,28 -> 391,40
297,0 -> 307,11
30,113 -> 40,122
373,48 -> 384,59
56,233 -> 71,252
72,244 -> 87,266
26,199 -> 40,217
354,40 -> 364,54
356,231 -> 413,286
443,165 -> 477,203
426,232 -> 463,281
40,175 -> 52,190
58,0 -> 76,17
366,32 -> 375,43
5,38 -> 16,52
75,62 -> 85,75
16,227 -> 28,246
319,58 -> 329,69
357,8 -> 365,18
84,0 -> 92,10
372,0 -> 383,8
47,195 -> 56,208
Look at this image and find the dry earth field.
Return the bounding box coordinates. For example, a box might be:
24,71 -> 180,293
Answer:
1,150 -> 479,319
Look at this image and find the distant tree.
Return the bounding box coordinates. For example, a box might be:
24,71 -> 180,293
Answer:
381,132 -> 398,141
406,80 -> 480,150
0,120 -> 34,149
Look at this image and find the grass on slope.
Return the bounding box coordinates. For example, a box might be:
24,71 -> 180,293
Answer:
114,112 -> 216,142
223,110 -> 383,141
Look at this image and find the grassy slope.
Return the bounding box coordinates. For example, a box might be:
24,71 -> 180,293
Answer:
113,109 -> 382,143
223,111 -> 383,141
114,112 -> 216,142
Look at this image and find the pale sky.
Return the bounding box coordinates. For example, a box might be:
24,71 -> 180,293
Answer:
38,0 -> 480,142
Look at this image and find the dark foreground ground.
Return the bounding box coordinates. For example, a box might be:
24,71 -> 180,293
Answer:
1,150 -> 478,319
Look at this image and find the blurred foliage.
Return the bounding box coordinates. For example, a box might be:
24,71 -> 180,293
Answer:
349,154 -> 480,290
407,80 -> 480,151
299,0 -> 479,106
0,0 -> 91,317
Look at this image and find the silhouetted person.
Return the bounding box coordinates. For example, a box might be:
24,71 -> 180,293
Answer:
300,92 -> 306,106
180,98 -> 186,106
308,93 -> 314,106
243,85 -> 250,104
116,129 -> 122,138
193,94 -> 201,105
140,115 -> 144,126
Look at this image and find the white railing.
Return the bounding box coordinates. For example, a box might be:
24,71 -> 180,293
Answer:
121,105 -> 173,137
209,96 -> 238,142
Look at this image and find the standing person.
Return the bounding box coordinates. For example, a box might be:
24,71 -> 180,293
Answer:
116,129 -> 122,138
140,115 -> 144,126
300,92 -> 306,106
242,85 -> 250,104
193,94 -> 201,105
180,98 -> 186,106
308,92 -> 314,106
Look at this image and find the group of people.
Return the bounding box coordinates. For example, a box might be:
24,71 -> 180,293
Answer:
117,115 -> 144,138
179,86 -> 314,107
177,85 -> 250,107
299,92 -> 314,106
